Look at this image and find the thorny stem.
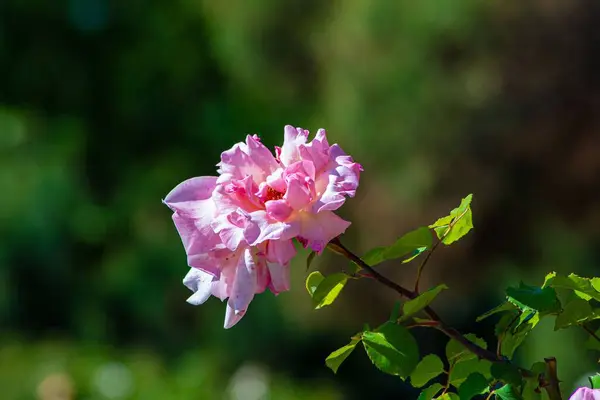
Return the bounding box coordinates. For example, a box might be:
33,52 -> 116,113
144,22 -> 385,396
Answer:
328,237 -> 502,363
543,357 -> 563,400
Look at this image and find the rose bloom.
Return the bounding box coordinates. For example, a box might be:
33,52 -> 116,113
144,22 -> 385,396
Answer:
164,126 -> 361,327
570,388 -> 600,400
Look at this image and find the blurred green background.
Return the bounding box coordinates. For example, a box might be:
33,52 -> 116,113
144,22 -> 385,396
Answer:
2,0 -> 600,399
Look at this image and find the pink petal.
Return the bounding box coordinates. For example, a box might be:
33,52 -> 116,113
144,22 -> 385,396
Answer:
171,212 -> 221,256
183,268 -> 215,305
279,125 -> 309,166
298,211 -> 351,252
266,239 -> 296,265
284,178 -> 311,211
265,199 -> 293,221
250,210 -> 300,244
164,176 -> 217,208
267,262 -> 291,294
224,248 -> 257,328
245,134 -> 279,175
569,388 -> 600,400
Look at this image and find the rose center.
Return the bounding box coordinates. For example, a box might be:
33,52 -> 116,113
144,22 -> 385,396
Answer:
264,186 -> 285,202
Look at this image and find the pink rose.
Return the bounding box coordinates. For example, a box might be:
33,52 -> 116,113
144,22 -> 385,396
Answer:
164,126 -> 361,328
570,388 -> 600,400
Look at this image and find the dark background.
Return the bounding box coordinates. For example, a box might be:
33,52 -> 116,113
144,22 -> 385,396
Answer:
1,1 -> 600,399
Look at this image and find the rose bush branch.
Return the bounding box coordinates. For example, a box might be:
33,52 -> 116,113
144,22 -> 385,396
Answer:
164,126 -> 600,399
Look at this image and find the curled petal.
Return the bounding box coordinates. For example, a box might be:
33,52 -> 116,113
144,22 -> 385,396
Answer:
266,239 -> 296,265
265,199 -> 293,221
298,211 -> 351,252
224,248 -> 257,328
267,262 -> 290,294
569,388 -> 600,400
279,125 -> 309,166
183,268 -> 215,305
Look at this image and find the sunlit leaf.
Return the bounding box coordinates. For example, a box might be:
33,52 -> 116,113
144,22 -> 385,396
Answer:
361,227 -> 433,266
554,298 -> 596,330
589,374 -> 600,389
362,322 -> 420,378
505,282 -> 561,314
543,272 -> 600,302
458,372 -> 490,400
417,383 -> 443,400
429,194 -> 474,245
476,302 -> 517,322
522,377 -> 541,400
449,359 -> 492,388
446,334 -> 487,365
495,384 -> 523,400
312,273 -> 347,309
305,271 -> 324,296
438,393 -> 460,400
402,284 -> 448,320
410,354 -> 444,388
325,339 -> 359,373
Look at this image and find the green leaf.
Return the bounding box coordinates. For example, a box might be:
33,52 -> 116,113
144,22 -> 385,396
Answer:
325,340 -> 359,373
449,359 -> 492,388
589,374 -> 600,389
312,273 -> 347,309
361,227 -> 433,266
476,302 -> 518,322
530,362 -> 546,375
506,282 -> 561,314
306,251 -> 317,271
390,300 -> 402,321
417,383 -> 443,400
362,322 -> 420,378
410,354 -> 444,388
438,393 -> 460,400
402,284 -> 448,320
543,272 -> 600,302
491,363 -> 522,387
446,334 -> 487,365
522,377 -> 541,400
554,298 -> 596,330
429,194 -> 474,245
458,373 -> 490,400
306,271 -> 324,296
499,319 -> 536,358
495,384 -> 523,400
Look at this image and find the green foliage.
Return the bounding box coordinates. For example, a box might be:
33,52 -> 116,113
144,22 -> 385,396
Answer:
494,384 -> 523,400
491,363 -> 522,387
505,283 -> 561,314
429,194 -> 473,245
457,372 -> 489,400
305,272 -> 348,309
410,354 -> 445,388
306,251 -> 317,271
361,227 -> 433,266
325,339 -> 359,374
585,329 -> 600,351
543,272 -> 600,301
554,298 -> 596,330
477,302 -> 518,322
418,383 -> 444,400
402,284 -> 449,320
446,334 -> 487,364
589,374 -> 600,389
362,322 -> 420,378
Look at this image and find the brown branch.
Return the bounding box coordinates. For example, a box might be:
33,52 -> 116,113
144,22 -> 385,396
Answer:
582,324 -> 600,343
327,238 -> 503,363
543,357 -> 563,400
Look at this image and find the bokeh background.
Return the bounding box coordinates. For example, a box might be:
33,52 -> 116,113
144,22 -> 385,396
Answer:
2,0 -> 600,399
